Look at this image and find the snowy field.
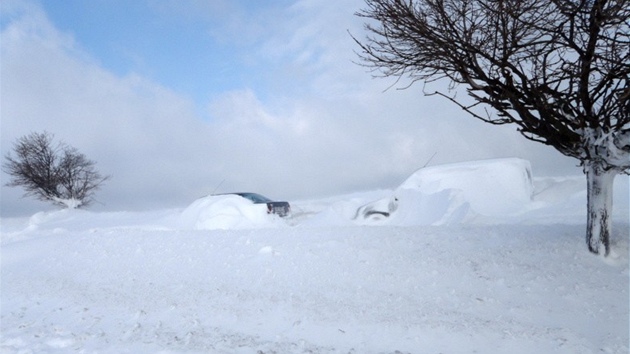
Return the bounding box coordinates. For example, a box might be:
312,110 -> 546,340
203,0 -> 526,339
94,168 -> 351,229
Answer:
1,158 -> 628,353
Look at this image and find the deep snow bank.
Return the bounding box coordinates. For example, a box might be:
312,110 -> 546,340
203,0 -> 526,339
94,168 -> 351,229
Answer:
398,158 -> 533,215
173,158 -> 628,229
354,158 -> 534,225
179,194 -> 286,230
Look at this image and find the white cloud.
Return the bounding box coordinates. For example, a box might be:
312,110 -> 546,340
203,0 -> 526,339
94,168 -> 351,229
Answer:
1,0 -> 582,217
1,2 -> 215,215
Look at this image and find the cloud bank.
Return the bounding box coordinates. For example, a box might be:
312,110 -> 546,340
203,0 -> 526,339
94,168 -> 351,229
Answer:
1,0 -> 582,217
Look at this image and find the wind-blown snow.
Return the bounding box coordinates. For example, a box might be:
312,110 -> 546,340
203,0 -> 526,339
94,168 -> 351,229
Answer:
398,158 -> 533,216
1,158 -> 628,353
179,194 -> 286,230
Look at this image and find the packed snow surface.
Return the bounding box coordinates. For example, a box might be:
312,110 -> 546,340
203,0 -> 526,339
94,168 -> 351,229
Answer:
2,158 -> 628,353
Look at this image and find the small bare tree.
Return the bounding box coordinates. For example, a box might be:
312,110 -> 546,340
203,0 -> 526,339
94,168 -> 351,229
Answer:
353,0 -> 630,256
3,132 -> 110,209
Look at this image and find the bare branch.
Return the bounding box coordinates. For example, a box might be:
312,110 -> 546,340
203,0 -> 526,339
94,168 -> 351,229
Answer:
353,0 -> 630,173
3,132 -> 110,209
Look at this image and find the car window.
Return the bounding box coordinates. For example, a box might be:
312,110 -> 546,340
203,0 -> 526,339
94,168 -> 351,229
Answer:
238,193 -> 271,203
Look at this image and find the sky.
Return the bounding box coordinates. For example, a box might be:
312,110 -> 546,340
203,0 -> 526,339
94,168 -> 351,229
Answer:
0,0 -> 585,217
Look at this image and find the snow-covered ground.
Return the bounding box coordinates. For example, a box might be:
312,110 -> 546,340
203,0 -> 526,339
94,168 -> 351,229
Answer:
1,158 -> 628,353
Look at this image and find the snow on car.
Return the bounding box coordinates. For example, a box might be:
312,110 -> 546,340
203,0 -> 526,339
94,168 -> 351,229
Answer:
179,193 -> 290,230
354,158 -> 534,224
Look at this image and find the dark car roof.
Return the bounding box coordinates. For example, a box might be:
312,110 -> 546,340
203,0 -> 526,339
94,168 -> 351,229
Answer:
214,192 -> 273,204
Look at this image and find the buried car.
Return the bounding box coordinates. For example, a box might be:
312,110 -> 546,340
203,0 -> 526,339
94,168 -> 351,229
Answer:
216,192 -> 291,217
180,192 -> 292,230
353,158 -> 534,225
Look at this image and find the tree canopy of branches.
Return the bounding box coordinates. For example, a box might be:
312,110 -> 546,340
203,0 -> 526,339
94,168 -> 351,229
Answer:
3,132 -> 110,209
353,0 -> 630,256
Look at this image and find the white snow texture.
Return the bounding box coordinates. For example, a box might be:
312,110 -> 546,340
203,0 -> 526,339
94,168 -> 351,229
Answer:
1,158 -> 628,353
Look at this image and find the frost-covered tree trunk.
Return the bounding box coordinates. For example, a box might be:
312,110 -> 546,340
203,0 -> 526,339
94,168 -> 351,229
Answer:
584,161 -> 617,256
583,127 -> 630,256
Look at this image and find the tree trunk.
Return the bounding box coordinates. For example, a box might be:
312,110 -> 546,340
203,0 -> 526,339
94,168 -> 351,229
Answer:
585,161 -> 617,256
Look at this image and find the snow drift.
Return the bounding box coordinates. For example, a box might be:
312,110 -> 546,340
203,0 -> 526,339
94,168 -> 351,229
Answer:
175,158 -> 626,229
1,158 -> 628,353
398,158 -> 533,215
179,194 -> 286,230
355,158 -> 536,225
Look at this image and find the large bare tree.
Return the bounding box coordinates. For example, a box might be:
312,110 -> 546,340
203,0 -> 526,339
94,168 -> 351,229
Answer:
353,0 -> 630,256
3,132 -> 110,209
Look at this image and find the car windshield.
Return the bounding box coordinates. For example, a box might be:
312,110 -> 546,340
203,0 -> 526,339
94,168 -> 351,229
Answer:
236,193 -> 272,204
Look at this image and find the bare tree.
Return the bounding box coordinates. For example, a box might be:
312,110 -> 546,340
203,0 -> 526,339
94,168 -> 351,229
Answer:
353,0 -> 630,256
3,132 -> 110,209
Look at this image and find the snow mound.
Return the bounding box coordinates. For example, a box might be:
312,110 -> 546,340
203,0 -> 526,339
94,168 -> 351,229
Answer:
179,195 -> 285,230
399,158 -> 533,215
355,158 -> 534,225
